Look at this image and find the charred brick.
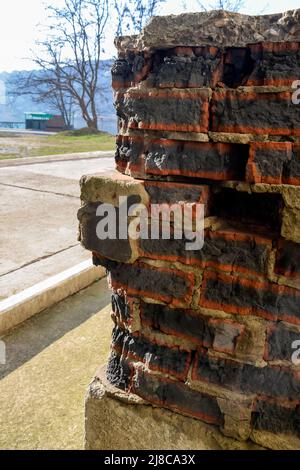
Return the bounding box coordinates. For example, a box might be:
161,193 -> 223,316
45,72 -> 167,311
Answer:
265,322 -> 300,361
247,42 -> 300,86
193,350 -> 300,399
107,261 -> 194,306
116,137 -> 249,181
140,301 -> 244,354
140,229 -> 271,276
252,400 -> 300,436
212,89 -> 300,136
78,201 -> 138,263
246,142 -> 300,185
111,326 -> 191,379
133,368 -> 224,425
275,240 -> 300,281
200,271 -> 300,324
106,350 -> 131,390
116,88 -> 210,133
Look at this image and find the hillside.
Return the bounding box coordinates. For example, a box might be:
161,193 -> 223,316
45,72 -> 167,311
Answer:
0,60 -> 117,133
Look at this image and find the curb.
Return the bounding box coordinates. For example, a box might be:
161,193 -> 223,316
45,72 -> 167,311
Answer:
0,260 -> 106,337
0,151 -> 115,168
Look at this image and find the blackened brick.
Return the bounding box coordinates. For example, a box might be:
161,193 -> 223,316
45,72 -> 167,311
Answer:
133,368 -> 224,425
140,301 -> 244,354
211,89 -> 300,136
112,53 -> 150,90
246,142 -> 300,185
105,260 -> 195,307
247,42 -> 300,87
275,240 -> 300,281
116,88 -> 210,133
199,271 -> 300,325
252,399 -> 300,436
139,228 -> 272,276
116,136 -> 248,180
144,180 -> 211,210
192,350 -> 300,400
111,326 -> 191,380
111,292 -> 131,324
106,350 -> 132,390
146,46 -> 222,89
78,200 -> 139,263
265,323 -> 300,361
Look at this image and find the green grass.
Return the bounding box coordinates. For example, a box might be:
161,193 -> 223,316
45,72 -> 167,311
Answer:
0,130 -> 116,160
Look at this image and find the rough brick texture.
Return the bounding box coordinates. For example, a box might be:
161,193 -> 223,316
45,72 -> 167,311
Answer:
133,367 -> 224,425
275,240 -> 300,282
116,136 -> 249,180
111,326 -> 192,380
199,270 -> 300,325
139,228 -> 272,276
246,142 -> 300,185
140,301 -> 245,355
81,9 -> 300,451
192,349 -> 300,400
211,89 -> 300,136
265,323 -> 300,362
95,257 -> 195,307
116,88 -> 210,133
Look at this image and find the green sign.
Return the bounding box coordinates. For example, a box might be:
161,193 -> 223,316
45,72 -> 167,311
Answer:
25,113 -> 54,121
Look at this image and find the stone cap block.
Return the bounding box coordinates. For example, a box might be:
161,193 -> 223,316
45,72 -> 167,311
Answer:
115,9 -> 300,52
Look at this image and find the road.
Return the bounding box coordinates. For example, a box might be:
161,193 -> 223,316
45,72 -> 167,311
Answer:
0,152 -> 115,299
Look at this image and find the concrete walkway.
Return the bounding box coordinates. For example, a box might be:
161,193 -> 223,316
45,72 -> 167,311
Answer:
0,278 -> 111,450
0,153 -> 115,299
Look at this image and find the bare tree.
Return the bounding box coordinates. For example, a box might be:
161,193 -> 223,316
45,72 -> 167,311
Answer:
114,0 -> 167,36
13,0 -> 109,131
197,0 -> 245,12
10,69 -> 75,129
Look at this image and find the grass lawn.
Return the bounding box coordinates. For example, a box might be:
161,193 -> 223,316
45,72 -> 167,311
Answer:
0,130 -> 116,160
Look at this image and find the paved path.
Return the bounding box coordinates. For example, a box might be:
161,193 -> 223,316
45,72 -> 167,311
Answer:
0,278 -> 111,449
0,128 -> 57,136
0,153 -> 115,299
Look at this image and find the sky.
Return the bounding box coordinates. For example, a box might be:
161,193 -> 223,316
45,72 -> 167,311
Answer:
0,0 -> 299,72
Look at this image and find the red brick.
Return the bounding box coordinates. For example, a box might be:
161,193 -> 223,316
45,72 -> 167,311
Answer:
140,300 -> 245,355
132,367 -> 224,425
275,239 -> 300,282
211,89 -> 300,136
246,42 -> 300,87
116,88 -> 210,133
116,135 -> 249,180
139,228 -> 272,277
199,270 -> 300,325
246,142 -> 300,185
94,257 -> 195,307
111,326 -> 192,380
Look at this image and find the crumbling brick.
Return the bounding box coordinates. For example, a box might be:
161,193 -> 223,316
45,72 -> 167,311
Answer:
132,367 -> 224,425
199,270 -> 300,324
211,89 -> 300,136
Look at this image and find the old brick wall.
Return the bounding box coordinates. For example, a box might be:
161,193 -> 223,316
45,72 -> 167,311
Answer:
79,10 -> 300,449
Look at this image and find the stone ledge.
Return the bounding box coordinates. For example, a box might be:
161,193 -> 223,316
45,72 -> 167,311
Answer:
115,9 -> 300,52
84,366 -> 264,450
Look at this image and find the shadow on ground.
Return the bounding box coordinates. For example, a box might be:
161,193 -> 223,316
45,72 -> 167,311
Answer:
0,278 -> 112,449
0,278 -> 111,380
